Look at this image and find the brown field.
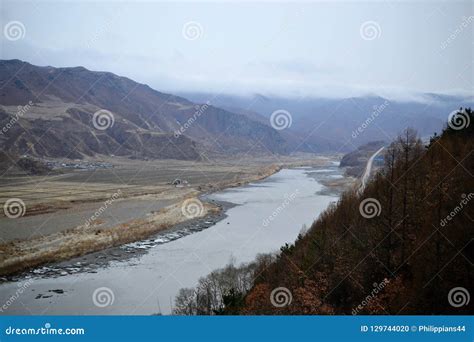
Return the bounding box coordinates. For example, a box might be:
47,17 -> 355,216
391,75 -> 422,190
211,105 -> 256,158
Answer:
0,154 -> 338,217
0,154 -> 339,276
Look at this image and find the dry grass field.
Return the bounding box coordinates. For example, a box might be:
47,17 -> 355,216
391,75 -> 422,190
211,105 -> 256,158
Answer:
0,154 -> 337,275
0,154 -> 335,216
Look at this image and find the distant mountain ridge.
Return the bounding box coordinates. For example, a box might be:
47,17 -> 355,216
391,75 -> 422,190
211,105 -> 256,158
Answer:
178,91 -> 473,152
1,59 -> 470,161
0,59 -> 286,161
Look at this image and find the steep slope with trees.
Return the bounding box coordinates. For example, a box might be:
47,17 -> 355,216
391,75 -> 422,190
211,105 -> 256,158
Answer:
241,108 -> 473,315
173,108 -> 473,315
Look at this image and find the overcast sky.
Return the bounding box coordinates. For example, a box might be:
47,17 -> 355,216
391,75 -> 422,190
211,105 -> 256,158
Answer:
1,0 -> 473,99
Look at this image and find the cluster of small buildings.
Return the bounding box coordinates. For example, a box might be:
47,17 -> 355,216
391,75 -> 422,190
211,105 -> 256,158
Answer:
44,160 -> 113,170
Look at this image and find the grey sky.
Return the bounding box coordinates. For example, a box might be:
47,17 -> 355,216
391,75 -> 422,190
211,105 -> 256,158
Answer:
1,0 -> 473,99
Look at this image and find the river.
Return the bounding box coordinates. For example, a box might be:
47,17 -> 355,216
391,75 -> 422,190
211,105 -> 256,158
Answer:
0,164 -> 344,315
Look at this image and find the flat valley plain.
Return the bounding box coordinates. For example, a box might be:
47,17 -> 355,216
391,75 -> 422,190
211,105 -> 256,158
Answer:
0,154 -> 349,277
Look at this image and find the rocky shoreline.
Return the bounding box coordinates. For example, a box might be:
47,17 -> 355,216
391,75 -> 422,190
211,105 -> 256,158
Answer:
2,199 -> 236,283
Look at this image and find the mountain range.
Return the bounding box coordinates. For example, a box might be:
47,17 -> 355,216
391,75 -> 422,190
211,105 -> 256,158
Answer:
0,59 -> 472,161
0,59 -> 285,161
179,91 -> 473,152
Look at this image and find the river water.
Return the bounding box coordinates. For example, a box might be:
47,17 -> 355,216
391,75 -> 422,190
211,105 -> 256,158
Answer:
0,165 -> 343,315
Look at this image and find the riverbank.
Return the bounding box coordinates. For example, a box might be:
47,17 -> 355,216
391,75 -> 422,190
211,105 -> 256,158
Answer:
0,163 -> 348,315
0,165 -> 278,277
0,196 -> 220,276
2,199 -> 237,282
0,155 -> 342,278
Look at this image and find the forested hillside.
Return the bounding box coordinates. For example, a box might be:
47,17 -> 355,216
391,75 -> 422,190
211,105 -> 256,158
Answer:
174,108 -> 473,315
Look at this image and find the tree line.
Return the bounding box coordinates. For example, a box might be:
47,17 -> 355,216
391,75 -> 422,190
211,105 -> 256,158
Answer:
174,108 -> 473,315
